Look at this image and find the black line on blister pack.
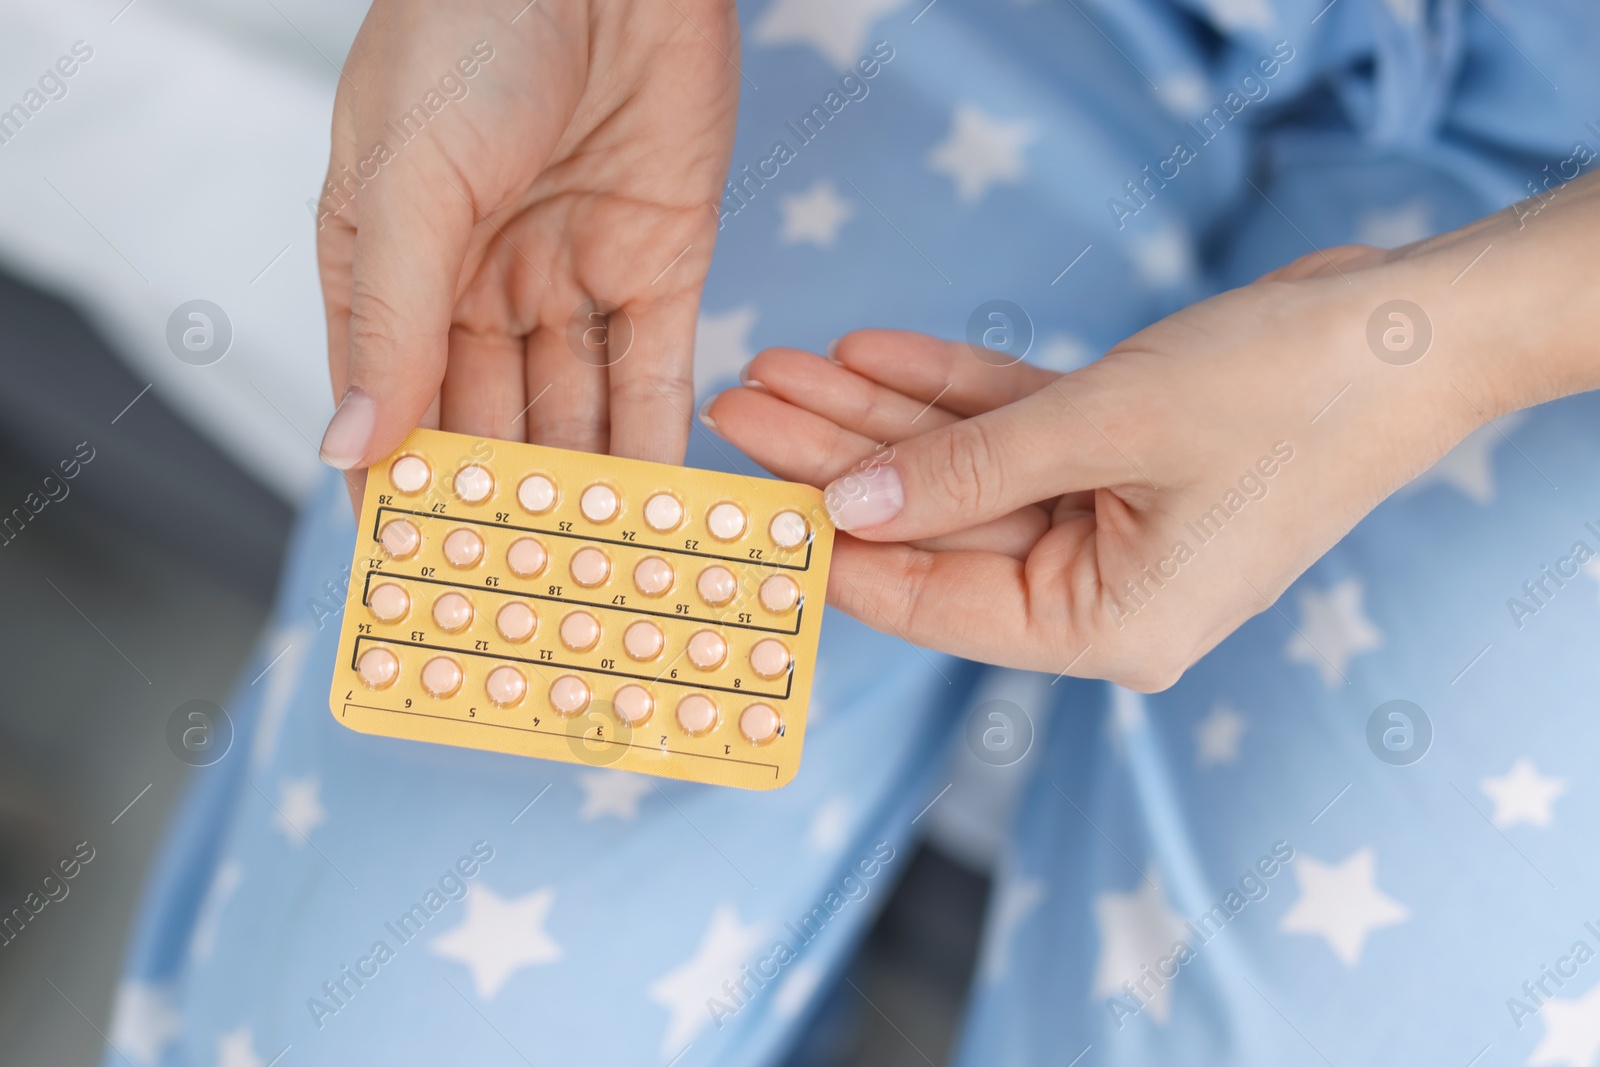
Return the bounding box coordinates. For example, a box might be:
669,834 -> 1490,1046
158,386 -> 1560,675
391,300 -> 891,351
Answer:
340,701 -> 783,778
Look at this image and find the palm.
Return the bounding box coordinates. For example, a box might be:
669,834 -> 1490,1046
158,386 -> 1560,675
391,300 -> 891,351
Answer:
319,0 -> 739,476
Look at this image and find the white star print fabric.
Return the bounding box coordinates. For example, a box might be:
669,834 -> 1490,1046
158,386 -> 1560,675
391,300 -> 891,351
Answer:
103,0 -> 1600,1065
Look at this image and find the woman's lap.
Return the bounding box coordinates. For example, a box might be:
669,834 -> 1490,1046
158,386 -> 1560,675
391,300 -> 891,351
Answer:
106,1 -> 1600,1064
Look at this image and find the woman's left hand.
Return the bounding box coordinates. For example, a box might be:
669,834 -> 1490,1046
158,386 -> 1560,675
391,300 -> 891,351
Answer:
704,199 -> 1600,689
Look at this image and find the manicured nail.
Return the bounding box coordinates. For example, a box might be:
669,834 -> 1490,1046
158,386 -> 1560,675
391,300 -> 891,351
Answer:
697,396 -> 720,433
319,386 -> 375,470
737,362 -> 767,391
824,466 -> 904,531
824,338 -> 841,363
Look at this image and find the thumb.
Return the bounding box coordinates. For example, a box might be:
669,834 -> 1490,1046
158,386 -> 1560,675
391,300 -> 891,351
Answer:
318,166 -> 473,471
821,379 -> 1135,541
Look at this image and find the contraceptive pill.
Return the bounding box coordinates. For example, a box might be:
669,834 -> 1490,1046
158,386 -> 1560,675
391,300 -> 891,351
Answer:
331,427 -> 835,790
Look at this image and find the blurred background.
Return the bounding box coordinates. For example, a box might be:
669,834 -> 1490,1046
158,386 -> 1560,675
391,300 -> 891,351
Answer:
0,4 -> 1023,1062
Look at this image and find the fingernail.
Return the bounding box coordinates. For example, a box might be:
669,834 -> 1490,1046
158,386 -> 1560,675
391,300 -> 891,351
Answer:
697,396 -> 720,433
737,362 -> 767,391
824,338 -> 841,363
319,386 -> 375,470
824,467 -> 904,531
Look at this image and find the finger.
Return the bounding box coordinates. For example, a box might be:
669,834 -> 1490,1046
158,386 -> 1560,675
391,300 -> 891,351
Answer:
742,348 -> 962,443
705,385 -> 886,488
608,292 -> 700,463
524,324 -> 608,453
821,380 -> 1139,540
825,538 -> 1092,674
317,164 -> 474,471
339,390 -> 437,517
706,387 -> 1048,558
830,330 -> 1061,417
441,329 -> 527,441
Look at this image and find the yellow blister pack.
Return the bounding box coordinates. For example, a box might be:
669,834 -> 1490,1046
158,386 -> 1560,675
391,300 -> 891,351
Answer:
328,427 -> 834,790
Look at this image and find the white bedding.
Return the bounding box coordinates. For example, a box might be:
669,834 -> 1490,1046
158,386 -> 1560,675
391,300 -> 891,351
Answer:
0,0 -> 369,502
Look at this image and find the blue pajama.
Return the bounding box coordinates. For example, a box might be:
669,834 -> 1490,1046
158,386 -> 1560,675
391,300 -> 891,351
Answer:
106,1 -> 1600,1064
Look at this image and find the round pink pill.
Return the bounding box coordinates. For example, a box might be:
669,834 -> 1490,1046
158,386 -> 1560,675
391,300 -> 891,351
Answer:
559,611 -> 601,652
356,647 -> 399,689
579,483 -> 619,523
569,546 -> 611,588
749,639 -> 792,680
623,621 -> 664,661
454,464 -> 494,504
495,601 -> 537,643
612,684 -> 654,726
769,510 -> 808,548
644,492 -> 684,531
442,528 -> 484,568
707,502 -> 747,541
676,694 -> 718,736
506,537 -> 547,578
697,566 -> 737,607
421,656 -> 463,698
368,582 -> 410,623
378,519 -> 421,560
431,592 -> 474,633
485,665 -> 527,707
389,454 -> 431,494
758,575 -> 800,614
549,675 -> 590,716
517,474 -> 557,513
739,703 -> 782,745
633,556 -> 674,597
686,629 -> 727,671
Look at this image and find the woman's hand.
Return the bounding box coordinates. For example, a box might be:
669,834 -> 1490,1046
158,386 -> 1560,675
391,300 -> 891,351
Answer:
705,181 -> 1600,690
316,0 -> 738,500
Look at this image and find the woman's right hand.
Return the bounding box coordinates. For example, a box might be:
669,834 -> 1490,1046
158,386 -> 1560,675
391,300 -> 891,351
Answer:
317,0 -> 739,503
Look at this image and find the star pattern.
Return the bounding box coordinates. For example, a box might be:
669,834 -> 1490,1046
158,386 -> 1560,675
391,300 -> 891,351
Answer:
577,771 -> 654,821
1529,980 -> 1600,1067
772,960 -> 825,1020
1283,578 -> 1383,687
979,877 -> 1046,983
108,981 -> 182,1066
1278,848 -> 1408,966
694,305 -> 759,393
1033,333 -> 1093,372
1355,200 -> 1432,249
806,795 -> 853,852
1400,412 -> 1526,505
1380,0 -> 1425,23
1156,73 -> 1210,115
1194,704 -> 1246,768
927,103 -> 1036,204
189,861 -> 244,964
779,179 -> 855,247
750,0 -> 911,69
647,905 -> 768,1056
1480,758 -> 1566,828
88,5 -> 1600,1062
1585,557 -> 1600,600
273,776 -> 326,846
430,885 -> 563,998
215,1026 -> 263,1067
1202,0 -> 1275,30
1129,227 -> 1197,289
1092,872 -> 1187,1024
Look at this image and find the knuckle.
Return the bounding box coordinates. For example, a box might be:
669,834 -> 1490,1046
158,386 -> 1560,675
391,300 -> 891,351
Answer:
345,284 -> 408,361
930,421 -> 1004,513
896,550 -> 937,637
613,367 -> 693,408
